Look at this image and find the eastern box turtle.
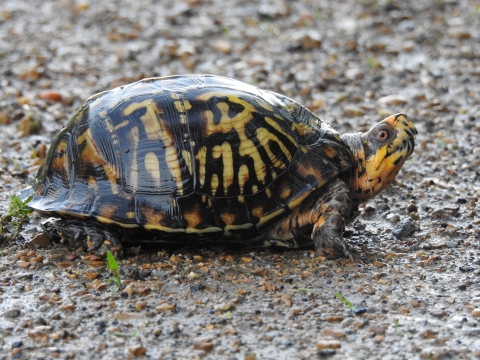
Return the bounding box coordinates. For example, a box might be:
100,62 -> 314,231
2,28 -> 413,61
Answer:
20,75 -> 417,259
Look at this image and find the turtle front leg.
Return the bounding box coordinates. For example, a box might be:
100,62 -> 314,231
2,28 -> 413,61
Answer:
310,179 -> 353,260
262,178 -> 354,260
42,218 -> 123,257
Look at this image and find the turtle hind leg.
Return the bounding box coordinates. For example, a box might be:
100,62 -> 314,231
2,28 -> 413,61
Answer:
42,218 -> 123,257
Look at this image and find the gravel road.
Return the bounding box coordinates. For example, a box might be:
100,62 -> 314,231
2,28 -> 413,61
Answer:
1,0 -> 480,359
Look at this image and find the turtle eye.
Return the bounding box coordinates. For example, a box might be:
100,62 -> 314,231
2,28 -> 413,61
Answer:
373,125 -> 395,143
377,129 -> 389,141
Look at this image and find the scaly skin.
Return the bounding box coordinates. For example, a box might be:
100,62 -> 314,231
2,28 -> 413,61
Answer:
262,178 -> 353,259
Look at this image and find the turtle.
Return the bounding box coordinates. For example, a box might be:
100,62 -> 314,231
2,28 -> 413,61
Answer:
19,74 -> 417,259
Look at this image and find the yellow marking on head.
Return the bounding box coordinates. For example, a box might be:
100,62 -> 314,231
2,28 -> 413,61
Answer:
182,149 -> 193,175
220,212 -> 236,225
183,100 -> 192,110
292,122 -> 313,136
126,211 -> 136,219
238,196 -> 244,203
127,126 -> 139,193
77,128 -> 119,194
238,164 -> 249,195
179,114 -> 187,124
114,120 -> 129,130
145,151 -> 161,188
211,173 -> 219,195
359,113 -> 416,201
252,184 -> 258,193
170,93 -> 180,100
196,146 -> 207,187
256,127 -> 291,169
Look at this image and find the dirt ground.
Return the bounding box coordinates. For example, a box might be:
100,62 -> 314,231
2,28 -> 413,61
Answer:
1,0 -> 480,359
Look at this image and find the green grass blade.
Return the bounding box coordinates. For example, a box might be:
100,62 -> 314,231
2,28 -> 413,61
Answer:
336,292 -> 353,311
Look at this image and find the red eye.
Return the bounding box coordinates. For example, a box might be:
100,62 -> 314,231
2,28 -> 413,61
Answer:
377,129 -> 389,141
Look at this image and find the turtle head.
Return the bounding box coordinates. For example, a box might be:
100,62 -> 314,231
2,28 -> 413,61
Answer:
341,113 -> 417,206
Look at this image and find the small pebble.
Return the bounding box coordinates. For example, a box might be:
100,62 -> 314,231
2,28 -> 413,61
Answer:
211,39 -> 232,54
392,220 -> 416,238
377,95 -> 407,106
429,309 -> 446,317
445,240 -> 459,248
13,273 -> 33,280
320,328 -> 346,338
316,340 -> 341,349
4,309 -> 22,319
128,345 -> 147,357
353,306 -> 367,315
386,213 -> 400,223
471,309 -> 480,317
343,106 -> 365,118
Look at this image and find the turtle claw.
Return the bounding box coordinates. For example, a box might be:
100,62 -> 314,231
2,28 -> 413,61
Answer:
42,218 -> 123,258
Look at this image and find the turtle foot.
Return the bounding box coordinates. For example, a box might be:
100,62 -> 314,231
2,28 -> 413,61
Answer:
41,218 -> 123,258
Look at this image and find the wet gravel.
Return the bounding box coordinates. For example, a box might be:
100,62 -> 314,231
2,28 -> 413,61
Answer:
1,0 -> 480,359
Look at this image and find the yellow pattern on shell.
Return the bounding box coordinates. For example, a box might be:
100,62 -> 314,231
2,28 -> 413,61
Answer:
220,212 -> 236,225
127,126 -> 139,193
77,128 -> 119,194
292,122 -> 313,135
211,173 -> 219,195
123,100 -> 184,194
145,151 -> 161,189
196,146 -> 207,187
182,149 -> 193,175
199,93 -> 270,185
256,127 -> 291,169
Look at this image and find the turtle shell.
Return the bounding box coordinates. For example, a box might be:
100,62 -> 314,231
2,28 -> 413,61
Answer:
22,75 -> 352,239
